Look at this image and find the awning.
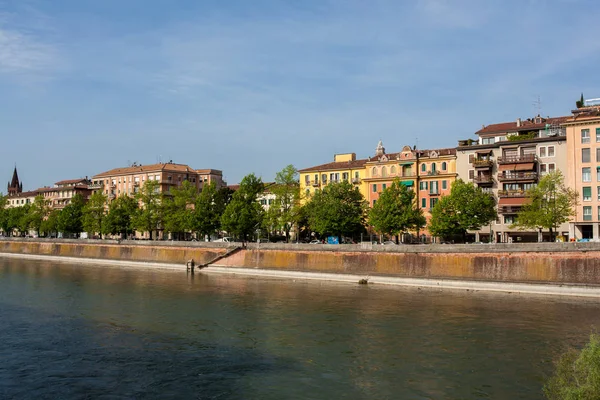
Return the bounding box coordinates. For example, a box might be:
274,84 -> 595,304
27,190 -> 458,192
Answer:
498,197 -> 529,206
515,163 -> 535,171
400,180 -> 414,186
399,162 -> 414,166
499,163 -> 535,171
475,149 -> 492,154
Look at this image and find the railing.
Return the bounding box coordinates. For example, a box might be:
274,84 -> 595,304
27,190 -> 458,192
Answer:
498,172 -> 538,182
108,193 -> 116,199
498,190 -> 527,198
88,183 -> 103,189
472,159 -> 494,168
497,154 -> 537,164
473,176 -> 493,184
426,170 -> 439,176
351,178 -> 361,184
311,180 -> 320,187
429,191 -> 440,196
499,206 -> 522,214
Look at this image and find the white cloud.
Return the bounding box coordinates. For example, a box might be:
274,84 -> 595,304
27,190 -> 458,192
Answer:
0,27 -> 56,73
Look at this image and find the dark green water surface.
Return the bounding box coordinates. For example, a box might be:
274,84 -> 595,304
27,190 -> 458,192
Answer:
1,257 -> 599,399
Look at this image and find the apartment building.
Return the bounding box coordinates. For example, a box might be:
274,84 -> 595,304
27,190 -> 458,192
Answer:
298,153 -> 368,201
457,115 -> 569,242
564,102 -> 600,240
91,162 -> 225,200
38,178 -> 92,210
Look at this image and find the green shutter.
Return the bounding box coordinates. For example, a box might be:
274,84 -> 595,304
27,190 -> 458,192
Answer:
421,198 -> 426,208
584,187 -> 592,198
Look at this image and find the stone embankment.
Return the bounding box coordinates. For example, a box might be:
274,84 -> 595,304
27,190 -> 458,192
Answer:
2,238 -> 600,287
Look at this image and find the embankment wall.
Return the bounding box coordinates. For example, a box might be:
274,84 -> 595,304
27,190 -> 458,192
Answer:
1,239 -> 600,285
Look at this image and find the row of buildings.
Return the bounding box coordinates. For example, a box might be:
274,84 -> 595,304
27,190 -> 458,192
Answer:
298,102 -> 600,243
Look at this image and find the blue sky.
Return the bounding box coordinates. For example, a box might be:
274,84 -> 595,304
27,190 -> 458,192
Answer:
1,0 -> 599,190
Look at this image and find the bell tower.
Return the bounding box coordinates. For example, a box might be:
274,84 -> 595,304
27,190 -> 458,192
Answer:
7,166 -> 23,195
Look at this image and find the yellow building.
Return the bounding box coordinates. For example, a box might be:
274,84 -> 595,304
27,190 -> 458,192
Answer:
298,152 -> 368,202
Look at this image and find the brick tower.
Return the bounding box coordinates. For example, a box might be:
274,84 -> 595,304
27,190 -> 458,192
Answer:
7,166 -> 23,195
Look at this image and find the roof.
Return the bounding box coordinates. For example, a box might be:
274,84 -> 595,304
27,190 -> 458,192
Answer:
196,169 -> 222,175
7,190 -> 38,198
418,148 -> 456,157
298,158 -> 368,173
476,116 -> 569,136
93,162 -> 197,178
55,178 -> 89,185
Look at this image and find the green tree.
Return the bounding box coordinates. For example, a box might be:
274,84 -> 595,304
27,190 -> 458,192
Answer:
368,180 -> 425,243
28,195 -> 50,237
261,204 -> 281,239
512,171 -> 577,242
221,173 -> 264,242
0,194 -> 9,236
40,209 -> 61,237
104,195 -> 138,238
544,333 -> 600,400
305,180 -> 367,241
82,192 -> 108,238
576,93 -> 585,108
190,182 -> 225,240
270,165 -> 301,242
58,194 -> 85,236
163,180 -> 196,240
132,180 -> 162,240
11,204 -> 32,236
428,179 -> 496,242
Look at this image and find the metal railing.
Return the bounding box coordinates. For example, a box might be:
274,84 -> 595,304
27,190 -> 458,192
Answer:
497,154 -> 537,164
498,172 -> 538,182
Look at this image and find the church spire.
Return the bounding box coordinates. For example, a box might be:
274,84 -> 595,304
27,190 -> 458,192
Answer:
375,140 -> 385,157
7,165 -> 22,195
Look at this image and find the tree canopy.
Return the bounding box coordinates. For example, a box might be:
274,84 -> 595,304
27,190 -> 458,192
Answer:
428,179 -> 496,241
162,180 -> 196,240
511,171 -> 577,241
132,180 -> 162,240
82,192 -> 107,238
221,173 -> 264,241
368,180 -> 425,241
58,194 -> 85,235
305,180 -> 367,240
104,195 -> 138,238
270,164 -> 301,242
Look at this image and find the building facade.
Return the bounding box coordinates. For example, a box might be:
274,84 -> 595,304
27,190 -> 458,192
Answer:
457,115 -> 570,242
564,105 -> 600,240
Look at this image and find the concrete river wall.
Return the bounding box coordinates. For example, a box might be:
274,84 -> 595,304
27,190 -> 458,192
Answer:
1,239 -> 600,286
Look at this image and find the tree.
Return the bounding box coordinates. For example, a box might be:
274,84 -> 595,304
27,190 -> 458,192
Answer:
82,192 -> 107,238
544,333 -> 600,399
132,180 -> 162,240
428,179 -> 496,242
305,180 -> 367,241
512,171 -> 577,242
221,173 -> 264,242
270,165 -> 301,242
40,209 -> 61,237
576,93 -> 585,109
58,194 -> 85,236
162,180 -> 196,240
0,194 -> 9,236
368,180 -> 425,243
191,182 -> 222,240
28,195 -> 50,237
104,195 -> 138,238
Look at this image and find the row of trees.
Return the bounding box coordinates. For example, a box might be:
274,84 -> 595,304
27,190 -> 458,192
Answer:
0,168 -> 577,243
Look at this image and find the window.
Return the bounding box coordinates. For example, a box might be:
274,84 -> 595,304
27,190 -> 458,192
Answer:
482,137 -> 494,145
504,215 -> 515,225
583,167 -> 591,182
354,171 -> 359,179
429,198 -> 438,209
372,200 -> 376,206
596,128 -> 600,142
421,164 -> 426,172
548,146 -> 555,157
582,129 -> 590,143
582,148 -> 591,163
430,181 -> 439,194
442,180 -> 447,190
268,199 -> 274,205
583,187 -> 592,201
421,198 -> 426,208
330,173 -> 335,182
583,206 -> 592,221
390,166 -> 396,174
420,181 -> 428,190
322,174 -> 327,183
548,163 -> 555,172
431,163 -> 436,172
342,172 -> 349,181
540,164 -> 547,175
372,184 -> 377,193
441,162 -> 447,170
597,167 -> 600,182
382,167 -> 388,178
468,169 -> 474,180
305,175 -> 310,184
539,147 -> 546,157
382,183 -> 387,191
597,186 -> 600,201
372,167 -> 377,176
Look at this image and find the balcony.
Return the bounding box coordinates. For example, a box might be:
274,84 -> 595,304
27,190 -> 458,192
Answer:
88,183 -> 103,190
429,191 -> 440,196
108,193 -> 116,199
426,170 -> 439,176
472,159 -> 494,169
473,175 -> 493,184
351,178 -> 361,184
498,190 -> 527,198
499,206 -> 522,214
498,172 -> 538,182
311,180 -> 320,187
497,154 -> 537,164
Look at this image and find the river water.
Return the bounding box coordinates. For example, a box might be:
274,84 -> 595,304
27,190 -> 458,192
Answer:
1,258 -> 599,399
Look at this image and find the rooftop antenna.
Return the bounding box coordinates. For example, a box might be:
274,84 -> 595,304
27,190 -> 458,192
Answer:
533,95 -> 542,116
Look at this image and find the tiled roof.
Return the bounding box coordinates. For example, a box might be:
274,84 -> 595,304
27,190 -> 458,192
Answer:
55,178 -> 89,185
475,116 -> 569,135
7,190 -> 39,198
93,162 -> 197,178
418,148 -> 456,157
298,158 -> 369,173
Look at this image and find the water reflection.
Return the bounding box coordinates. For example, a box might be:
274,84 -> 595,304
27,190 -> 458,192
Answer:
1,257 -> 600,399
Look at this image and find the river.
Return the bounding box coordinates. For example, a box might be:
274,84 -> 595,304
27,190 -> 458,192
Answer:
1,257 -> 599,399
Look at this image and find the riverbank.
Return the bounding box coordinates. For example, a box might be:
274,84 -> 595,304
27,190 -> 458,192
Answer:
2,238 -> 600,297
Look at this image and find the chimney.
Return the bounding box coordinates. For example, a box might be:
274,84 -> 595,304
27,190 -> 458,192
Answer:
516,118 -> 521,127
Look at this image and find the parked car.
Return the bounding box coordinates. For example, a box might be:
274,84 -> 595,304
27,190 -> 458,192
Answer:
382,241 -> 397,245
309,239 -> 321,244
214,237 -> 233,243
